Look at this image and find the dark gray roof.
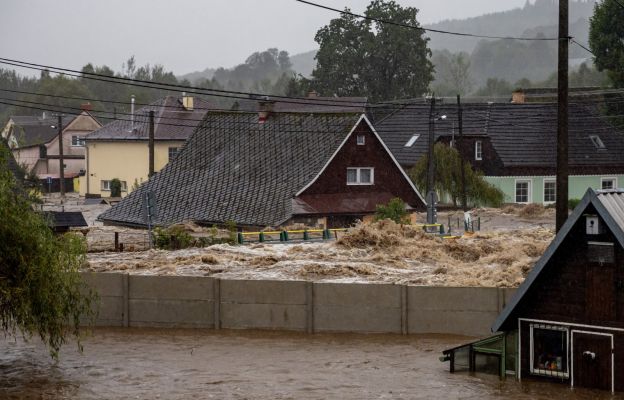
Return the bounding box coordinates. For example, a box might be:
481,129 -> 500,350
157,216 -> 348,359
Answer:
1,138 -> 23,183
375,102 -> 624,169
98,112 -> 363,227
492,188 -> 624,332
44,211 -> 88,228
86,96 -> 213,141
8,115 -> 76,147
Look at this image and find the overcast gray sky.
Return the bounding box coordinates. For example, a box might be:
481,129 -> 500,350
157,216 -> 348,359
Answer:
1,0 -> 527,76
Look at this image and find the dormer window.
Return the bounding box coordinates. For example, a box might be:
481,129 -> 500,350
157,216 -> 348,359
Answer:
475,141 -> 483,160
589,135 -> 606,150
404,135 -> 420,147
357,135 -> 365,145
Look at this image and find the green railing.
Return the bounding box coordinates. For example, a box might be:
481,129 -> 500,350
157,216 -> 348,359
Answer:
237,228 -> 348,244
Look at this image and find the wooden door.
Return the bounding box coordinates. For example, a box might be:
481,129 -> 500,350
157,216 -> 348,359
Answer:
572,332 -> 612,391
586,263 -> 616,322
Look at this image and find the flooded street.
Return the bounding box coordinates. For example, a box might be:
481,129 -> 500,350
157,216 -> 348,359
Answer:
0,328 -> 621,399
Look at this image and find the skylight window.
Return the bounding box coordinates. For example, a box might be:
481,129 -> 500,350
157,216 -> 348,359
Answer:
589,135 -> 606,150
404,134 -> 420,147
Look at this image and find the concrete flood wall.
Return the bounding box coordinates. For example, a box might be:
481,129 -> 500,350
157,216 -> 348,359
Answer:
81,273 -> 516,337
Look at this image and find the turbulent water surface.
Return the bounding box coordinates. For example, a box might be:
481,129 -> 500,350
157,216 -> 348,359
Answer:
0,328 -> 621,399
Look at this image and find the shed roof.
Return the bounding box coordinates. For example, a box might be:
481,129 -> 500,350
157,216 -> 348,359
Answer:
98,112 -> 363,227
492,188 -> 624,332
86,96 -> 213,141
43,211 -> 88,228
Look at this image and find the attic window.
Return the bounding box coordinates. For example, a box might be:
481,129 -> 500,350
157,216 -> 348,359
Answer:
357,135 -> 365,145
404,135 -> 420,147
589,135 -> 606,150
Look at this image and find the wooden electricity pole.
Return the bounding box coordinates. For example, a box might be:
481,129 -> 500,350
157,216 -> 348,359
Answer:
556,0 -> 569,232
457,95 -> 467,212
57,115 -> 65,198
148,110 -> 155,178
426,96 -> 437,224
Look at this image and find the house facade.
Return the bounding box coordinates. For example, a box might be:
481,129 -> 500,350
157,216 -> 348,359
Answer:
374,102 -> 624,205
98,109 -> 424,229
82,95 -> 211,197
491,189 -> 624,392
1,111 -> 101,190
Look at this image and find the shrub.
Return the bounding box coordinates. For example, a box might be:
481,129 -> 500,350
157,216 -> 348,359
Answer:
153,225 -> 194,250
374,198 -> 410,224
568,198 -> 581,210
110,178 -> 122,197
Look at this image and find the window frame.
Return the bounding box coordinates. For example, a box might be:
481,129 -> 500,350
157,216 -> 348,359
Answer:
590,135 -> 606,150
168,146 -> 180,161
601,177 -> 617,191
356,135 -> 366,146
101,180 -> 111,191
475,140 -> 483,161
543,179 -> 556,204
515,179 -> 532,204
529,323 -> 570,379
346,167 -> 375,186
71,135 -> 85,147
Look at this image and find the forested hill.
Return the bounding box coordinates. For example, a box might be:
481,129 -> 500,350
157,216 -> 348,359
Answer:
425,0 -> 596,53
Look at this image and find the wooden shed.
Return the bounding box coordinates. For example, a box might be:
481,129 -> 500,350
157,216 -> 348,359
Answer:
444,188 -> 624,392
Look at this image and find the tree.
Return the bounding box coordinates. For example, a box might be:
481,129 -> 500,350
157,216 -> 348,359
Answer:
474,78 -> 514,97
431,50 -> 473,96
374,198 -> 410,224
0,146 -> 95,358
589,0 -> 624,87
409,143 -> 504,207
312,0 -> 434,102
110,178 -> 122,197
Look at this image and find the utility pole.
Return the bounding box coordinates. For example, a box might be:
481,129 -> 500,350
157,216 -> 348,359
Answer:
148,110 -> 155,178
426,95 -> 437,224
457,94 -> 467,212
556,0 -> 569,232
57,115 -> 65,199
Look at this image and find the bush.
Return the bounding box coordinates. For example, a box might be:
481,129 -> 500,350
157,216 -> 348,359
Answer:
110,178 -> 122,197
568,198 -> 581,210
153,225 -> 194,250
374,198 -> 410,224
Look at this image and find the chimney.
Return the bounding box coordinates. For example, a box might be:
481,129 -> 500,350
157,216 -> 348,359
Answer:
511,89 -> 525,104
81,102 -> 93,112
130,95 -> 135,130
307,90 -> 318,98
258,99 -> 274,124
182,92 -> 194,111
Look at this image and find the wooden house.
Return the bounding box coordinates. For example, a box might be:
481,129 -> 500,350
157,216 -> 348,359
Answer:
444,188 -> 624,392
97,109 -> 424,229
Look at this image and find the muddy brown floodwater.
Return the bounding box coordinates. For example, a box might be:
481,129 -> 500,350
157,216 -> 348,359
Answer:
0,328 -> 621,400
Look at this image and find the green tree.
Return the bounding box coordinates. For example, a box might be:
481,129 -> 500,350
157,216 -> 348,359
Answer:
110,178 -> 122,197
0,147 -> 95,358
474,78 -> 514,97
589,0 -> 624,87
312,0 -> 434,102
409,143 -> 504,207
374,198 -> 410,224
431,50 -> 473,96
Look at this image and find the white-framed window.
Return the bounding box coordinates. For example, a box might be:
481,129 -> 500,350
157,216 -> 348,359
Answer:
404,134 -> 420,147
168,147 -> 180,161
530,324 -> 569,378
71,135 -> 86,147
101,180 -> 127,192
515,179 -> 532,204
356,135 -> 365,145
475,140 -> 482,160
543,179 -> 556,203
346,167 -> 374,185
601,177 -> 617,190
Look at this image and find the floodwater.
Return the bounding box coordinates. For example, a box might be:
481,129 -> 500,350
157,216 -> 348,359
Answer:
0,328 -> 621,400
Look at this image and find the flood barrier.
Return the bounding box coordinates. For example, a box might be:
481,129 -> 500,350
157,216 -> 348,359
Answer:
81,273 -> 515,337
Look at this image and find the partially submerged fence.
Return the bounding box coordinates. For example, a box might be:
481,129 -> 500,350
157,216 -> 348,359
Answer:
82,273 -> 515,337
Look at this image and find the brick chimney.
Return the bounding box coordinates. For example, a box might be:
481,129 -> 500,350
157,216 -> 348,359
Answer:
258,99 -> 274,124
81,102 -> 93,111
307,90 -> 318,98
511,89 -> 526,104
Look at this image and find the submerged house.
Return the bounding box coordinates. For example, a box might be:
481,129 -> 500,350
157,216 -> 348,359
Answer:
444,188 -> 624,392
375,102 -> 624,205
98,109 -> 424,229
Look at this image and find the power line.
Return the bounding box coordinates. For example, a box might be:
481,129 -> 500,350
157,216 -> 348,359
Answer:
293,0 -> 560,41
571,39 -> 595,56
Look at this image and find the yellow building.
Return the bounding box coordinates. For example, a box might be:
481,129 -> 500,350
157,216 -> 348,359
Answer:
82,95 -> 211,197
